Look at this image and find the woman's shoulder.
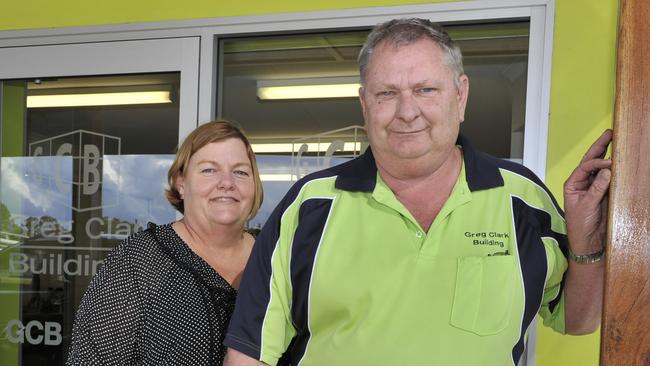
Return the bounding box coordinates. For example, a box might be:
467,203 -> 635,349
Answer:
89,222 -> 178,292
105,222 -> 173,265
128,222 -> 167,242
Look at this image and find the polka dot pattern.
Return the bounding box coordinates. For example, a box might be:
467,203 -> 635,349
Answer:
67,222 -> 237,365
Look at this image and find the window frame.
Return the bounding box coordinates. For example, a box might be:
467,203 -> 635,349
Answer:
0,0 -> 554,179
0,37 -> 201,143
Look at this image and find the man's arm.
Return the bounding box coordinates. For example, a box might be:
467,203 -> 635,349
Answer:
563,129 -> 612,334
223,348 -> 267,366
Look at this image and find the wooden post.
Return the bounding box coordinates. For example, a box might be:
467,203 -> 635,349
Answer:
601,0 -> 650,365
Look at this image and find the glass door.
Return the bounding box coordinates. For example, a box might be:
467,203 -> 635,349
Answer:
0,37 -> 199,365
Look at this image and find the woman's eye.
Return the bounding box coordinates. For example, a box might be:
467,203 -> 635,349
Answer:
201,168 -> 215,174
234,170 -> 250,177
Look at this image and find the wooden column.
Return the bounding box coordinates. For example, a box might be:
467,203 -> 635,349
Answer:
601,0 -> 650,365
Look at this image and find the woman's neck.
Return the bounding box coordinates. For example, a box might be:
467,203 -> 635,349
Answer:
177,217 -> 244,251
172,218 -> 254,288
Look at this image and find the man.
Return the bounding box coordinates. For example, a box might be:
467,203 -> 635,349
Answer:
224,18 -> 610,365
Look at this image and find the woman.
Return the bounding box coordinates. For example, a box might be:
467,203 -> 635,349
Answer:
67,120 -> 263,365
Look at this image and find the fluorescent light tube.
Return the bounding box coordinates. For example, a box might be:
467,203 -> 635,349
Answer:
252,142 -> 361,153
27,90 -> 172,108
257,77 -> 360,100
258,84 -> 360,100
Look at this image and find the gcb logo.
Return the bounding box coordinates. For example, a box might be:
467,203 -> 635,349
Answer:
4,319 -> 62,346
28,130 -> 121,212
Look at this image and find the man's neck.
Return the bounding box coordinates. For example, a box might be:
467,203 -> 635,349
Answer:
377,147 -> 463,231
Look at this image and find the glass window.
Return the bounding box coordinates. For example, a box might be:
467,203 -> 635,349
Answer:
219,21 -> 529,228
0,73 -> 180,364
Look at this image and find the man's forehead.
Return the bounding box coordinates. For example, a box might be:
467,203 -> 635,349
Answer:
370,37 -> 444,61
365,39 -> 447,72
361,43 -> 458,89
376,35 -> 442,51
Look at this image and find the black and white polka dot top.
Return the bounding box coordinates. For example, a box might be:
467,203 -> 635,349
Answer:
67,222 -> 238,365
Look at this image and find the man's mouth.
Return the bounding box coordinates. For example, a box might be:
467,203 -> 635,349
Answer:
392,128 -> 426,135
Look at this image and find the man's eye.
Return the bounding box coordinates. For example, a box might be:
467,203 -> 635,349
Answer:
418,87 -> 436,93
378,90 -> 395,97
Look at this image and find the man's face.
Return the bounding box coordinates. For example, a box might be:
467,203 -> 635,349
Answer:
359,38 -> 469,169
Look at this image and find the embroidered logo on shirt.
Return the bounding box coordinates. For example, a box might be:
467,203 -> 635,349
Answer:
464,231 -> 510,248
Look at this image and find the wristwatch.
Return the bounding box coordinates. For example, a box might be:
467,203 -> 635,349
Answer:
568,247 -> 605,264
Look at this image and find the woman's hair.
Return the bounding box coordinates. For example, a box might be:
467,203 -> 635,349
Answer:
165,120 -> 263,219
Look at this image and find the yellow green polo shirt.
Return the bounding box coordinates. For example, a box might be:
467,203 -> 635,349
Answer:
225,136 -> 568,366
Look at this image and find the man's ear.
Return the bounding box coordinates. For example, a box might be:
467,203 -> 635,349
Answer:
456,74 -> 470,123
359,86 -> 369,126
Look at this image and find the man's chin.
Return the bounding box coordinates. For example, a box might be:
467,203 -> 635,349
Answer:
387,142 -> 432,160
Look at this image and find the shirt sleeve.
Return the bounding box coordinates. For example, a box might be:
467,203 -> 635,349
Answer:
224,189 -> 299,366
66,238 -> 144,365
527,175 -> 569,335
538,235 -> 569,334
507,166 -> 570,335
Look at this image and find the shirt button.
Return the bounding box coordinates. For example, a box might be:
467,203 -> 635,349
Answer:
415,231 -> 423,238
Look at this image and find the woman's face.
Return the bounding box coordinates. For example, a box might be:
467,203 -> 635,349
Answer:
176,138 -> 255,229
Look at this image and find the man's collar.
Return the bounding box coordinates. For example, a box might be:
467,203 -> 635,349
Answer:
334,147 -> 378,192
334,135 -> 504,193
457,134 -> 504,191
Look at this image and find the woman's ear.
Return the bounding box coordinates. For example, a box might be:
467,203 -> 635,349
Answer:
176,174 -> 185,199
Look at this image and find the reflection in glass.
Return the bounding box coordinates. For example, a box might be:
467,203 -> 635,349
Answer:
220,22 -> 530,231
0,153 -> 178,364
1,73 -> 180,365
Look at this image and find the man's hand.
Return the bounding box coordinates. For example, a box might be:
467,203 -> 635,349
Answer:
562,129 -> 612,334
564,129 -> 613,256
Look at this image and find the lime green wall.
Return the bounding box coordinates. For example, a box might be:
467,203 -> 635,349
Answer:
537,1 -> 617,365
0,0 -> 452,31
2,81 -> 25,157
0,1 -> 619,365
0,81 -> 25,365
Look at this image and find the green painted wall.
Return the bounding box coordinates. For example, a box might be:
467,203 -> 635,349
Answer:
2,81 -> 25,157
0,80 -> 25,365
537,1 -> 618,365
0,1 -> 619,365
0,0 -> 454,31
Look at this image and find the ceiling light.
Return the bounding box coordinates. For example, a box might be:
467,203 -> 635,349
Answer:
252,142 -> 362,153
26,85 -> 172,108
257,77 -> 360,100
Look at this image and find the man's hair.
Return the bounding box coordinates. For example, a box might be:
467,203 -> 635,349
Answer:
165,119 -> 263,219
358,18 -> 464,88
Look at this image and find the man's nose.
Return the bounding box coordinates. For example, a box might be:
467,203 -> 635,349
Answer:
395,92 -> 420,122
